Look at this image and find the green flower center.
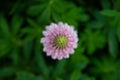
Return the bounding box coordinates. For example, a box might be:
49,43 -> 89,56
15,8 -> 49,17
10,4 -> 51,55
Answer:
54,35 -> 68,48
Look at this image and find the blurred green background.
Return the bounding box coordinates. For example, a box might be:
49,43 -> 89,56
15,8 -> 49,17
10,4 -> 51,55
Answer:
0,0 -> 120,80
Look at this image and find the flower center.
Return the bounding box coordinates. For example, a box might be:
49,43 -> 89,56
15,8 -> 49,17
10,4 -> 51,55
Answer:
54,35 -> 68,48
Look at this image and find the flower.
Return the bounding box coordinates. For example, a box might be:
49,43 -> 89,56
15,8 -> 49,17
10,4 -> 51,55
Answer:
40,22 -> 78,60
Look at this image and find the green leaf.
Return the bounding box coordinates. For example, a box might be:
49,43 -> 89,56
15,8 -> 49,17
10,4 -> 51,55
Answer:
21,27 -> 38,43
87,20 -> 104,29
23,41 -> 33,62
108,30 -> 118,58
79,14 -> 89,22
71,53 -> 89,70
115,0 -> 120,10
53,0 -> 67,13
70,41 -> 88,70
54,60 -> 67,76
55,6 -> 85,26
101,10 -> 120,17
16,71 -> 41,80
70,70 -> 81,80
116,16 -> 120,41
37,6 -> 51,24
10,1 -> 19,14
21,27 -> 35,34
9,1 -> 22,14
12,15 -> 23,35
36,76 -> 44,80
82,29 -> 106,54
100,0 -> 111,9
23,35 -> 36,43
0,14 -> 9,36
0,39 -> 11,57
90,57 -> 119,75
80,74 -> 95,80
93,11 -> 106,21
35,49 -> 49,78
27,18 -> 40,28
27,4 -> 47,16
102,72 -> 120,80
11,48 -> 19,65
0,67 -> 16,78
55,78 -> 63,80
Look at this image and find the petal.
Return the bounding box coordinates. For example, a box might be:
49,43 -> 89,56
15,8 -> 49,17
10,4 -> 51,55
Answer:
57,54 -> 63,60
62,49 -> 70,58
51,53 -> 58,59
40,38 -> 46,43
43,31 -> 48,36
57,50 -> 64,60
51,49 -> 59,59
64,53 -> 69,58
46,52 -> 51,56
65,47 -> 74,54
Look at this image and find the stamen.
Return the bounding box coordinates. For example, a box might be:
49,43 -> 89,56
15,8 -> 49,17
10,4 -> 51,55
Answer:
54,35 -> 68,48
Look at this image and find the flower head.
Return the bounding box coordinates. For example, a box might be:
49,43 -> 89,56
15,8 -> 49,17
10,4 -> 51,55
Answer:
40,22 -> 78,60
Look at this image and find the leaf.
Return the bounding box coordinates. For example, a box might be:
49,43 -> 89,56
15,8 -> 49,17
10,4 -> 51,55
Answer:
37,6 -> 51,24
21,27 -> 35,34
11,48 -> 19,65
12,15 -> 24,35
93,11 -> 106,21
108,30 -> 118,58
54,60 -> 67,76
79,14 -> 89,22
36,76 -> 44,80
27,4 -> 47,16
23,35 -> 36,43
52,1 -> 85,26
90,57 -> 120,75
10,1 -> 20,14
70,41 -> 88,70
115,0 -> 120,10
71,53 -> 89,70
100,0 -> 111,9
21,26 -> 41,43
0,39 -> 11,57
23,40 -> 33,62
27,18 -> 40,28
56,7 -> 85,26
0,14 -> 9,36
21,27 -> 38,43
70,70 -> 81,80
55,78 -> 63,80
0,67 -> 16,78
102,72 -> 120,80
53,0 -> 67,13
82,29 -> 106,54
35,49 -> 49,78
87,20 -> 104,29
80,74 -> 95,80
116,16 -> 120,41
9,1 -> 23,14
101,10 -> 120,17
88,11 -> 105,29
16,71 -> 41,80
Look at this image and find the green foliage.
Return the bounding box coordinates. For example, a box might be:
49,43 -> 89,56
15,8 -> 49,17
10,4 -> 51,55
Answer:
101,10 -> 120,17
0,0 -> 120,80
16,71 -> 43,80
82,29 -> 106,54
90,56 -> 120,80
0,14 -> 10,36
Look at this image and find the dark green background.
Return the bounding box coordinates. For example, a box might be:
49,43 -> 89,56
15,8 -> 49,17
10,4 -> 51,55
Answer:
0,0 -> 120,80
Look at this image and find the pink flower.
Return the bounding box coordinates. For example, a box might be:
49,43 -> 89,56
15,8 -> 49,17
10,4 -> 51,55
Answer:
40,22 -> 78,60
